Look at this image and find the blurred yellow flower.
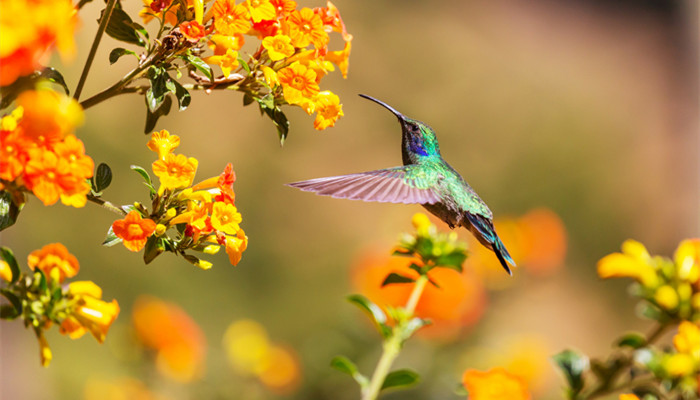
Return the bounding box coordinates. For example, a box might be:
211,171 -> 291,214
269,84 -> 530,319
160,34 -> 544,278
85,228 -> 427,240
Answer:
654,285 -> 679,310
37,330 -> 52,367
411,212 -> 432,235
674,239 -> 700,283
0,260 -> 12,282
674,321 -> 700,359
147,130 -> 180,160
17,89 -> 84,148
27,242 -> 79,283
619,395 -> 640,400
85,378 -> 169,400
213,0 -> 250,36
258,345 -> 301,394
462,367 -> 531,400
597,239 -> 659,288
664,353 -> 696,377
208,33 -> 245,54
61,281 -> 120,343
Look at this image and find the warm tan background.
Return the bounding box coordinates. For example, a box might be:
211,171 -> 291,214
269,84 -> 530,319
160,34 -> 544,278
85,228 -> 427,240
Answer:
2,0 -> 698,399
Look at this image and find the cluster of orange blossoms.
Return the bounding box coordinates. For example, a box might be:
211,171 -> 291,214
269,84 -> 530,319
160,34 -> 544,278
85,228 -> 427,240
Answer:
140,0 -> 351,130
111,130 -> 247,267
132,296 -> 207,382
0,0 -> 78,86
1,243 -> 119,366
0,90 -> 93,207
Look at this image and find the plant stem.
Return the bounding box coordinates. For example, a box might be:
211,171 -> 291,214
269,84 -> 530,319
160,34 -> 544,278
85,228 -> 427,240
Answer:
361,274 -> 429,400
73,0 -> 118,101
86,194 -> 127,215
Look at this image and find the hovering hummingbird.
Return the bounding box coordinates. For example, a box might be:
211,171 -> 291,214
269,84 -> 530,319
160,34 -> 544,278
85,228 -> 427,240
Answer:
287,94 -> 515,275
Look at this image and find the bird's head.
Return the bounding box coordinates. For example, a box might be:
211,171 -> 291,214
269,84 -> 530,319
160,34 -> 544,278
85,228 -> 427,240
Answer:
359,94 -> 440,158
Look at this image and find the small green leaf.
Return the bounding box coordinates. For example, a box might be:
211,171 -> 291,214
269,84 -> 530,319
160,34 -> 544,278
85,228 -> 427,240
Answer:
381,369 -> 420,390
348,294 -> 387,325
0,290 -> 22,316
103,7 -> 146,46
243,93 -> 254,106
102,226 -> 123,247
143,236 -> 165,264
146,66 -> 168,112
260,105 -> 289,145
436,251 -> 466,271
130,165 -> 153,187
616,332 -> 647,349
185,55 -> 213,81
237,55 -> 250,73
144,94 -> 173,134
0,247 -> 20,284
330,356 -> 369,389
94,163 -> 113,193
40,68 -> 70,95
401,317 -> 431,340
381,272 -> 415,287
552,349 -> 589,394
0,304 -> 19,319
109,47 -> 137,64
168,77 -> 191,111
0,190 -> 22,232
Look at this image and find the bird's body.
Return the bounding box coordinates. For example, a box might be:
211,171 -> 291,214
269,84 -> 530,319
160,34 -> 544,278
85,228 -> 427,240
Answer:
288,95 -> 515,275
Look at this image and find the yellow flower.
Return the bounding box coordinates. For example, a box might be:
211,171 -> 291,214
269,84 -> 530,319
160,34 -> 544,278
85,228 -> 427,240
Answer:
225,229 -> 248,266
277,63 -> 319,105
325,40 -> 351,79
619,395 -> 640,400
213,0 -> 250,36
664,353 -> 696,377
262,34 -> 294,61
674,239 -> 700,283
411,212 -> 432,235
204,48 -> 240,77
62,281 -> 120,343
462,367 -> 531,400
674,321 -> 700,359
654,285 -> 679,310
152,153 -> 199,193
0,260 -> 12,282
597,239 -> 659,287
223,319 -> 270,375
211,202 -> 242,234
208,33 -> 245,54
285,7 -> 328,48
147,130 -> 180,160
37,330 -> 52,367
245,0 -> 275,23
313,91 -> 343,130
27,242 -> 79,283
260,65 -> 279,87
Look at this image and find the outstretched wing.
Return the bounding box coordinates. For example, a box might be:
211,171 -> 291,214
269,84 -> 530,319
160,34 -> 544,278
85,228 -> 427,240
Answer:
287,166 -> 442,205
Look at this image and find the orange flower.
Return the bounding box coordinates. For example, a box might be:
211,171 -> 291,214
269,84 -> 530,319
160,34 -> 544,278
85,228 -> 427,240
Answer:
61,281 -> 120,343
208,33 -> 245,54
23,148 -> 81,206
0,0 -> 78,86
53,134 -> 94,179
216,162 -> 236,203
132,296 -> 207,383
112,211 -> 157,252
152,153 -> 199,192
313,91 -> 343,130
270,0 -> 295,16
462,367 -> 531,400
619,395 -> 640,400
0,126 -> 33,181
245,0 -> 275,23
325,40 -> 351,79
27,242 -> 79,283
258,345 -> 301,394
277,63 -> 319,105
517,208 -> 567,276
211,202 -> 242,234
180,21 -> 208,41
225,229 -> 248,266
352,250 -> 486,337
213,0 -> 250,36
315,1 -> 352,42
284,8 -> 328,48
262,34 -> 294,61
204,48 -> 240,77
139,0 -> 178,26
147,129 -> 180,160
16,90 -> 84,148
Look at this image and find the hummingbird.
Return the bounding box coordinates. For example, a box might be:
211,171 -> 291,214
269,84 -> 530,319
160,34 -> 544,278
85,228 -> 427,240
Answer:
287,94 -> 515,275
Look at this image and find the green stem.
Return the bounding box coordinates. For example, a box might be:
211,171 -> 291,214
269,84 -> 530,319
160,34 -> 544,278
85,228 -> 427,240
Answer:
73,0 -> 118,101
361,274 -> 429,400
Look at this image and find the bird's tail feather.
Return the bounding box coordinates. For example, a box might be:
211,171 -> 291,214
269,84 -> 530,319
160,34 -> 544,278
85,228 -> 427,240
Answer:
465,212 -> 515,275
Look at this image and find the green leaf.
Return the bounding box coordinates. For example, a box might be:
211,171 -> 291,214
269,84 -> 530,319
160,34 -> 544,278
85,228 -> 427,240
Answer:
146,66 -> 168,112
330,356 -> 369,389
260,105 -> 289,145
0,190 -> 22,232
130,165 -> 153,187
103,6 -> 146,46
143,236 -> 165,264
0,304 -> 19,319
94,163 -> 113,193
552,349 -> 589,394
77,0 -> 94,9
144,93 -> 173,134
401,317 -> 431,340
109,47 -> 137,64
237,55 -> 250,73
381,272 -> 415,287
616,332 -> 647,349
243,93 -> 254,106
40,68 -> 70,95
435,251 -> 466,271
102,226 -> 123,247
348,294 -> 386,325
168,77 -> 191,111
0,290 -> 22,317
185,55 -> 213,81
0,247 -> 20,284
381,369 -> 420,390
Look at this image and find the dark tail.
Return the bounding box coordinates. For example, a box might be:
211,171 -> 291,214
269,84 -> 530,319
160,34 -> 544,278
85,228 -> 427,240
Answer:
465,213 -> 515,275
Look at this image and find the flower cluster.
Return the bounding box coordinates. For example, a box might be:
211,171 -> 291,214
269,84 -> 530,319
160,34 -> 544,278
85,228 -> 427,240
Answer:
0,89 -> 92,208
0,0 -> 78,86
109,130 -> 247,268
0,244 -> 119,366
139,0 -> 351,133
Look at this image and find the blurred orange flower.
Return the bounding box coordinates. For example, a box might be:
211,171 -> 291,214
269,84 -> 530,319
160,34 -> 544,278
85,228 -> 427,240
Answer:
61,281 -> 120,343
462,367 -> 531,400
132,296 -> 207,383
352,250 -> 486,337
112,211 -> 157,252
619,395 -> 640,400
17,90 -> 84,148
27,242 -> 79,283
0,260 -> 12,282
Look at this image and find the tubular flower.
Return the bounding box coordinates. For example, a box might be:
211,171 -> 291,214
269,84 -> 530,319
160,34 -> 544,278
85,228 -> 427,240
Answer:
0,0 -> 78,86
147,130 -> 180,160
27,242 -> 79,283
152,153 -> 199,192
284,7 -> 328,48
312,91 -> 343,130
208,34 -> 245,54
112,211 -> 157,252
245,0 -> 275,22
262,34 -> 294,61
277,63 -> 319,105
325,40 -> 351,79
597,239 -> 659,288
180,21 -> 208,41
211,202 -> 242,234
213,0 -> 251,36
61,281 -> 120,343
462,368 -> 531,400
225,229 -> 248,266
260,65 -> 279,87
204,48 -> 239,77
316,1 -> 352,42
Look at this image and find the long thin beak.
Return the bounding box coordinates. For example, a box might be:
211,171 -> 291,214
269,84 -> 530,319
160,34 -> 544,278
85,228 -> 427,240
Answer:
359,94 -> 405,121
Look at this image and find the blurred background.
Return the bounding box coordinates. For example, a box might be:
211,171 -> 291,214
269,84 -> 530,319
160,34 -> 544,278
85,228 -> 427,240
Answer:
1,0 -> 698,399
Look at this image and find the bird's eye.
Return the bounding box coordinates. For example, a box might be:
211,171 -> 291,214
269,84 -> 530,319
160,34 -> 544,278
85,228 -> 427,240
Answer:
411,125 -> 418,132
